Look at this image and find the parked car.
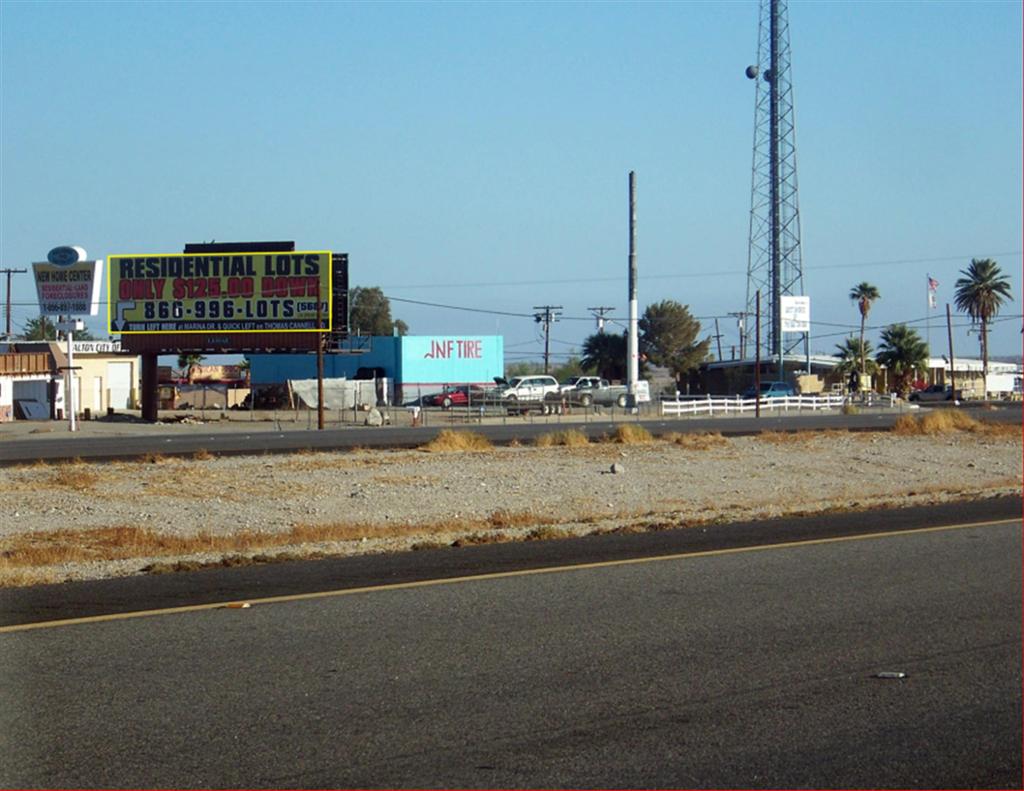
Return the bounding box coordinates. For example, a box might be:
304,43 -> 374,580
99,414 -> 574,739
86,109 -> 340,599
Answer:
428,386 -> 470,409
908,384 -> 961,402
743,381 -> 796,399
495,375 -> 561,402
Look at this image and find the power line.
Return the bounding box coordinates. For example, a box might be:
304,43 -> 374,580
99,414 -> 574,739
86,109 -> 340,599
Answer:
379,251 -> 1022,291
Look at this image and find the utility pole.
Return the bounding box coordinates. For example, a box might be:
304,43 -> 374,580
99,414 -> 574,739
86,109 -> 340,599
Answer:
729,311 -> 748,358
946,303 -> 957,400
713,317 -> 724,362
1,268 -> 27,338
533,305 -> 562,374
587,306 -> 615,334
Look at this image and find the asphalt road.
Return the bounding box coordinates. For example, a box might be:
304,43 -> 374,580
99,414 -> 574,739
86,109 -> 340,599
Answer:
1,496 -> 1020,628
1,514 -> 1020,789
2,406 -> 1020,465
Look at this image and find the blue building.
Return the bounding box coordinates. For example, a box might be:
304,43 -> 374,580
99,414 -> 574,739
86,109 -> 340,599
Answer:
248,335 -> 504,404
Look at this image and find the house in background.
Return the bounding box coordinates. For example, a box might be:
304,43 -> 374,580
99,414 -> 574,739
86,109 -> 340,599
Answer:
0,340 -> 139,421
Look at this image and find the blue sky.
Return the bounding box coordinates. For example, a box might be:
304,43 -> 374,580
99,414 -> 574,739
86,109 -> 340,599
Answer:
1,0 -> 1020,364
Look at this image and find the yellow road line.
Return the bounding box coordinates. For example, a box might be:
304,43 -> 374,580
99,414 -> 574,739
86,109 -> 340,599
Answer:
1,517 -> 1017,635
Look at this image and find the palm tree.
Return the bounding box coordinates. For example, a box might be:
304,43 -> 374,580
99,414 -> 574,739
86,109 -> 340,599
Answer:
581,332 -> 626,381
875,324 -> 929,398
849,282 -> 880,378
954,258 -> 1013,398
177,353 -> 205,382
834,337 -> 878,377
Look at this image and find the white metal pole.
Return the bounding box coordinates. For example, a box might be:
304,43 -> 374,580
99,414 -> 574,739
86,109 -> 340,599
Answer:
66,326 -> 77,432
627,171 -> 639,398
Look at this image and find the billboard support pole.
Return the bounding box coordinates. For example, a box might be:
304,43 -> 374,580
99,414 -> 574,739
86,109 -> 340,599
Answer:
316,291 -> 325,431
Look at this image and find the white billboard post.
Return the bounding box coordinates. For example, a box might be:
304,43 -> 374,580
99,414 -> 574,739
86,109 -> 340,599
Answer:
780,295 -> 811,374
32,246 -> 103,432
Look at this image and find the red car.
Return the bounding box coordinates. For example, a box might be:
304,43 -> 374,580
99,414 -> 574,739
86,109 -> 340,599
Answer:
429,386 -> 472,409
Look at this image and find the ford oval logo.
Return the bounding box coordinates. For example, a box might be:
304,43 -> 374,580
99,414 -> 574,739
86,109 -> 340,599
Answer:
47,246 -> 87,266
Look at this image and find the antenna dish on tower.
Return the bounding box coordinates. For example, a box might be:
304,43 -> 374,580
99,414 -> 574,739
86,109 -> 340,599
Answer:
745,65 -> 759,79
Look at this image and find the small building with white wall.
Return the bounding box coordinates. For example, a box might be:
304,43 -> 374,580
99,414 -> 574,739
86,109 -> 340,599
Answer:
0,340 -> 139,420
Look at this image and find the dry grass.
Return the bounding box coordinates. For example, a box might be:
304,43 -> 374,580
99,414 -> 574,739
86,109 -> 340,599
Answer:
192,449 -> 214,461
139,452 -> 168,464
663,431 -> 729,450
48,463 -> 99,490
893,410 -> 1018,437
419,429 -> 493,452
487,509 -> 538,529
757,429 -> 850,445
605,424 -> 654,444
534,429 -> 590,448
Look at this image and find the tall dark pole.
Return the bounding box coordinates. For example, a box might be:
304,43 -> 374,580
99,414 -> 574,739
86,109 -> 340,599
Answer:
316,288 -> 325,430
2,268 -> 26,338
532,305 -> 562,375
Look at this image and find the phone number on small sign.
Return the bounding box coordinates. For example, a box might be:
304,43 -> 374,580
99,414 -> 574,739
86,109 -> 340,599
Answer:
141,299 -> 325,320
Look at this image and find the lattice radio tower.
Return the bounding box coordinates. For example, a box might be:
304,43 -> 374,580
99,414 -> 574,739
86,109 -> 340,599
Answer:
745,0 -> 805,373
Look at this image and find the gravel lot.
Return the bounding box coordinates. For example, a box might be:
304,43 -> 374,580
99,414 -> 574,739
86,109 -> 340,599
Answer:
1,427 -> 1020,586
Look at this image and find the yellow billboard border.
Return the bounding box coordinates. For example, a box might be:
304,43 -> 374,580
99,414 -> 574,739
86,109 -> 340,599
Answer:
107,250 -> 333,334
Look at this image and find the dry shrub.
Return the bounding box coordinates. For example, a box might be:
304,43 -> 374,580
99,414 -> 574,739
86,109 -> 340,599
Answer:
139,452 -> 168,464
487,509 -> 536,529
758,430 -> 805,444
419,429 -> 492,452
664,431 -> 729,450
605,424 -> 654,444
893,410 -> 984,436
49,464 -> 99,490
192,449 -> 214,461
534,429 -> 589,448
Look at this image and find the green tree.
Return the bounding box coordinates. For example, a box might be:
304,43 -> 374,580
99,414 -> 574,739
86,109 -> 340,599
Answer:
834,337 -> 878,389
505,361 -> 544,378
349,287 -> 407,336
954,258 -> 1013,397
638,300 -> 710,388
875,324 -> 929,398
20,316 -> 57,340
19,316 -> 95,340
177,353 -> 205,381
552,355 -> 585,383
848,282 -> 880,378
581,332 -> 626,381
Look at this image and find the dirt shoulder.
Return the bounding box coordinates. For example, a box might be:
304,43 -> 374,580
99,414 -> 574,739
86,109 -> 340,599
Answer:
1,425 -> 1020,587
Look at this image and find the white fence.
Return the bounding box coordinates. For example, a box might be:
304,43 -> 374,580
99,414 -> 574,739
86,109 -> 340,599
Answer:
659,392 -> 880,417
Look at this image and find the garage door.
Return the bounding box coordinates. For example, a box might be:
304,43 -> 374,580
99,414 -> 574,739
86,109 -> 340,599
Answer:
107,362 -> 133,408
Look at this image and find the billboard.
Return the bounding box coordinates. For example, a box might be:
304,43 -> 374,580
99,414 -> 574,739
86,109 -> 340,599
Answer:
108,250 -> 331,333
780,295 -> 810,333
33,252 -> 104,316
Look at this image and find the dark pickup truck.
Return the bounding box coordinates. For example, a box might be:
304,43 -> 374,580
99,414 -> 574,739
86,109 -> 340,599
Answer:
908,384 -> 961,402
